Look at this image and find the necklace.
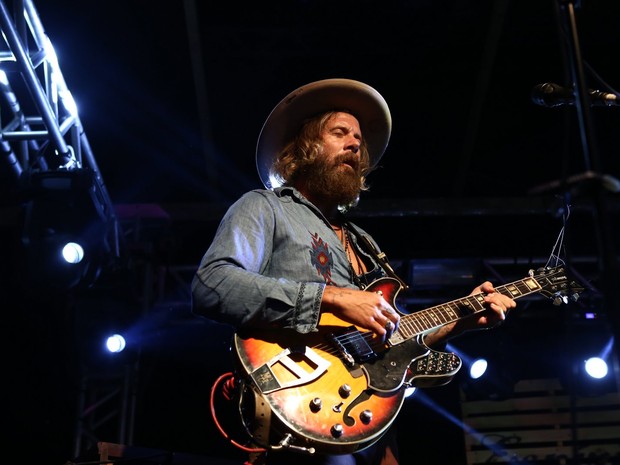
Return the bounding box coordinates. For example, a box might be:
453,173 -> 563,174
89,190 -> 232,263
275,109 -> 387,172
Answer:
341,224 -> 365,289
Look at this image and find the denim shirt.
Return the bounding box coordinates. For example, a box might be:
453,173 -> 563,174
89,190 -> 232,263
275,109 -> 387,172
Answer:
191,186 -> 386,334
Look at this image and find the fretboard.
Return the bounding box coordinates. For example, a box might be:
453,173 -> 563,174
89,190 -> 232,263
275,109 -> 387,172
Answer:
396,275 -> 544,339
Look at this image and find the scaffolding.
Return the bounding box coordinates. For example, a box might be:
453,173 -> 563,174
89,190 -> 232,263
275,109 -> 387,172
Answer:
0,0 -> 126,458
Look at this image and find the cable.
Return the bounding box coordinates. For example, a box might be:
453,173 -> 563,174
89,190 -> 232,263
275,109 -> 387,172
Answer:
210,372 -> 267,455
545,203 -> 570,270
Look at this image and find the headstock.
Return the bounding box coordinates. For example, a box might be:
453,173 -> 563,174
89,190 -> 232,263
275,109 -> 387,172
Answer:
530,266 -> 585,305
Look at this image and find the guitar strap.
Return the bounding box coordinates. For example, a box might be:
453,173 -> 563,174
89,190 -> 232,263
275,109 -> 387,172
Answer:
345,221 -> 409,290
239,223 -> 410,459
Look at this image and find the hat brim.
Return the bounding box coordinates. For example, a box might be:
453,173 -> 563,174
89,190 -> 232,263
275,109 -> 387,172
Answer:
255,78 -> 392,189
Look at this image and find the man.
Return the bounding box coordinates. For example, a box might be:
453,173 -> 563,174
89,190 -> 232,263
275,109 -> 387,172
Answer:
191,78 -> 516,465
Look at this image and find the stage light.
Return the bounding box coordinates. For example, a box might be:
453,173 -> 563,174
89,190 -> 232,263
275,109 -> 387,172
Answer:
561,330 -> 617,396
18,168 -> 114,291
568,354 -> 615,396
62,241 -> 84,264
105,334 -> 127,354
469,358 -> 488,380
584,356 -> 608,379
454,337 -> 517,401
21,232 -> 88,291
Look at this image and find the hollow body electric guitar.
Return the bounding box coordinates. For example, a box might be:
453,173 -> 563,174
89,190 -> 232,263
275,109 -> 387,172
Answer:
233,266 -> 584,455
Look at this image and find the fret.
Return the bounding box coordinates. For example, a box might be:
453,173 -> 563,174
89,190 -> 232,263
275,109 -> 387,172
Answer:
516,280 -> 535,295
502,283 -> 521,298
388,266 -> 582,347
443,301 -> 462,320
498,280 -> 523,298
516,281 -> 532,296
498,278 -> 541,299
398,319 -> 417,338
523,277 -> 542,291
423,307 -> 445,327
410,317 -> 426,333
415,311 -> 434,331
433,306 -> 451,324
462,294 -> 485,314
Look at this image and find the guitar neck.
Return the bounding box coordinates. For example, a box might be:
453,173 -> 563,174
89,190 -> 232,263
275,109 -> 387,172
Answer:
397,275 -> 543,339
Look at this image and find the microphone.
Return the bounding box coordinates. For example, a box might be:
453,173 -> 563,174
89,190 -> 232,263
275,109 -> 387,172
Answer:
531,82 -> 619,108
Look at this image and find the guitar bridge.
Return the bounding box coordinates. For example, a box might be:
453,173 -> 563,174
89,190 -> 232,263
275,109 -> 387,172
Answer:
250,345 -> 331,394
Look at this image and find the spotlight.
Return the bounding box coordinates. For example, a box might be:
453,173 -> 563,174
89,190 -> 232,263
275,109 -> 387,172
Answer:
62,241 -> 84,264
567,354 -> 615,396
18,168 -> 114,291
561,331 -> 617,396
459,354 -> 515,401
21,232 -> 88,291
105,334 -> 127,354
469,358 -> 488,380
583,356 -> 608,380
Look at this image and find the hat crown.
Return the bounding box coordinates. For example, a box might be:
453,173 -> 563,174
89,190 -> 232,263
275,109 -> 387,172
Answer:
256,78 -> 392,189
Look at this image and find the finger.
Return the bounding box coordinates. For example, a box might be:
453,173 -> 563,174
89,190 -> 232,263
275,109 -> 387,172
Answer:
381,304 -> 396,313
382,319 -> 395,341
371,316 -> 387,335
479,281 -> 495,294
381,307 -> 400,325
385,316 -> 399,335
485,294 -> 507,309
490,302 -> 507,319
381,306 -> 396,319
372,316 -> 394,339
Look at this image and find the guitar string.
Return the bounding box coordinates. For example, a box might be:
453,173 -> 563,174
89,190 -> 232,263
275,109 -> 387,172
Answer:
330,226 -> 546,355
313,272 -> 559,364
321,279 -> 534,349
314,281 -> 540,362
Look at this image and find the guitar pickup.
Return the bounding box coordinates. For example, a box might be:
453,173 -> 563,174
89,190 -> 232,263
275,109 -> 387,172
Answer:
250,346 -> 331,394
330,326 -> 376,363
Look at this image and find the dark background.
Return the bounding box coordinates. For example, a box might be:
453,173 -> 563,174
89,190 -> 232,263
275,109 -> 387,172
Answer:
30,0 -> 620,204
2,1 -> 620,464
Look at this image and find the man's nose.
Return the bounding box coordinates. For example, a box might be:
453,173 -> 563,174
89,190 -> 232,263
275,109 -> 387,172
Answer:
347,138 -> 361,154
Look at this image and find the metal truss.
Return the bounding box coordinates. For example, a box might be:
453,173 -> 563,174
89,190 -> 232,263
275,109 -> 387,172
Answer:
73,365 -> 138,458
0,0 -> 119,256
0,0 -> 126,458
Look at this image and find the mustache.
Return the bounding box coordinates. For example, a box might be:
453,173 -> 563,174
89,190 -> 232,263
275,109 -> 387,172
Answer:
335,152 -> 360,170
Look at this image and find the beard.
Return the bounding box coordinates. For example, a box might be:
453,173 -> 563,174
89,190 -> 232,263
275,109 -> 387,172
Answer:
301,152 -> 362,207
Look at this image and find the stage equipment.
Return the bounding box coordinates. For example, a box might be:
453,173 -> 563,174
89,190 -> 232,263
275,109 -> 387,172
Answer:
0,0 -> 120,291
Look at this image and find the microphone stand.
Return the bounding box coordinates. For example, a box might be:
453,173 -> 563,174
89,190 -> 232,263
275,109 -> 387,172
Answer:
544,0 -> 620,387
560,1 -> 597,172
533,4 -> 620,461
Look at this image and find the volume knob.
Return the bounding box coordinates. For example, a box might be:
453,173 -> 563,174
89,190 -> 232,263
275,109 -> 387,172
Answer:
360,409 -> 373,424
331,424 -> 344,437
339,384 -> 352,398
309,397 -> 323,412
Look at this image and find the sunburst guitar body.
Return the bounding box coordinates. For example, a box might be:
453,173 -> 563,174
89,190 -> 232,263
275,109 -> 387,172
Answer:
232,266 -> 584,455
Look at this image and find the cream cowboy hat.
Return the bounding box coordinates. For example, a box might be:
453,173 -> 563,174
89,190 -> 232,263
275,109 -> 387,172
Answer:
255,78 -> 392,189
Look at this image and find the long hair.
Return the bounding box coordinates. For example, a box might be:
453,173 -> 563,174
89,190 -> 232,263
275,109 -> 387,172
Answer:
271,111 -> 374,191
